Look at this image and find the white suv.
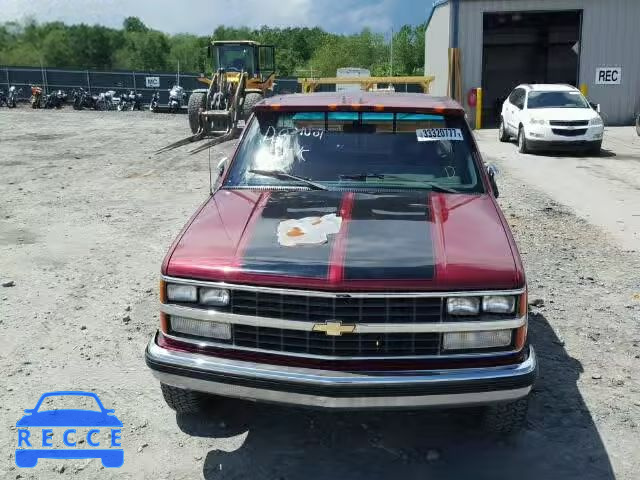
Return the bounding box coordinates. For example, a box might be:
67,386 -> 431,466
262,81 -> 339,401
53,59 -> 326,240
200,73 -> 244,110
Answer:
499,84 -> 604,154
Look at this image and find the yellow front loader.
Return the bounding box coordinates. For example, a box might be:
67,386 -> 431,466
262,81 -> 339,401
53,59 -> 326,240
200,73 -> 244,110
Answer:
158,40 -> 276,154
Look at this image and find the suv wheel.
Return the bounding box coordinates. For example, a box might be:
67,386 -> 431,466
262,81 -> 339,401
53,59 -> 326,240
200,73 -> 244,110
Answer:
588,141 -> 602,156
160,383 -> 211,414
498,118 -> 509,142
482,397 -> 529,435
517,127 -> 528,154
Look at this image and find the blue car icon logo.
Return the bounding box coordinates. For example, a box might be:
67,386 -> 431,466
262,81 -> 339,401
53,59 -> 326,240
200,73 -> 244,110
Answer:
15,391 -> 123,468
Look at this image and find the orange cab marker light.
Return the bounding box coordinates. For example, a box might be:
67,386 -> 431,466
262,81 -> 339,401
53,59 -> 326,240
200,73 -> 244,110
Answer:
270,103 -> 281,111
373,105 -> 385,112
328,104 -> 338,111
351,104 -> 362,111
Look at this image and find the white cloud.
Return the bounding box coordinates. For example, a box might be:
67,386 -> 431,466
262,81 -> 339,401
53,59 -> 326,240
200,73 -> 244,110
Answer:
0,0 -> 397,34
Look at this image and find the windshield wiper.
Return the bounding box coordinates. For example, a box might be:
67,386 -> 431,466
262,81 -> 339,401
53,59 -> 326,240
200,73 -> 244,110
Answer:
339,173 -> 460,193
249,169 -> 329,191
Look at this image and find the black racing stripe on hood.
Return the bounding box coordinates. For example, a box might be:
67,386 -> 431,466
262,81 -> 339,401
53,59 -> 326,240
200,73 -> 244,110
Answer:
343,192 -> 435,280
241,191 -> 343,278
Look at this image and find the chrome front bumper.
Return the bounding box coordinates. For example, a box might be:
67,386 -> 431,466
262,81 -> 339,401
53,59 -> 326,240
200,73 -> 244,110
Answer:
146,333 -> 537,410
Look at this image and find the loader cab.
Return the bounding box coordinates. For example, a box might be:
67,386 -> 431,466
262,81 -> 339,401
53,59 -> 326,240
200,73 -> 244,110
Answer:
210,41 -> 275,83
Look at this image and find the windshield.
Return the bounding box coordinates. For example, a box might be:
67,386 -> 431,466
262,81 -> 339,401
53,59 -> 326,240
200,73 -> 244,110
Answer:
224,111 -> 483,193
217,45 -> 255,73
527,91 -> 590,109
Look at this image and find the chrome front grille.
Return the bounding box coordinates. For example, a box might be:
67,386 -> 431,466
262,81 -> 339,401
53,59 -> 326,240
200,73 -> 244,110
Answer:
232,324 -> 441,357
161,276 -> 527,359
228,290 -> 443,324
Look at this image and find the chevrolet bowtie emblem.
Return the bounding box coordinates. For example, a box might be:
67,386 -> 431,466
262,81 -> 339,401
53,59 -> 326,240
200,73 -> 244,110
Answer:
312,321 -> 356,336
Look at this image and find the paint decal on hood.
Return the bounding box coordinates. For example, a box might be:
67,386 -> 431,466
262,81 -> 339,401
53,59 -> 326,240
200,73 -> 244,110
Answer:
277,214 -> 342,247
240,191 -> 343,278
343,193 -> 435,280
239,191 -> 435,281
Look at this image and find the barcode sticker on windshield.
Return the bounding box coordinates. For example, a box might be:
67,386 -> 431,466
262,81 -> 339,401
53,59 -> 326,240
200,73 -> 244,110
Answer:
416,128 -> 464,142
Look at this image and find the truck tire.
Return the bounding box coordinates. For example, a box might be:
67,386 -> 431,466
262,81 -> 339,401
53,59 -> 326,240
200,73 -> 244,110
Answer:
498,117 -> 509,142
242,92 -> 263,121
481,397 -> 529,435
160,383 -> 210,414
188,92 -> 206,134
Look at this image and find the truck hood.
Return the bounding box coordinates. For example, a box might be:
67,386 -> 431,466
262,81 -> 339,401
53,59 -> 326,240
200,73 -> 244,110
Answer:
165,190 -> 522,291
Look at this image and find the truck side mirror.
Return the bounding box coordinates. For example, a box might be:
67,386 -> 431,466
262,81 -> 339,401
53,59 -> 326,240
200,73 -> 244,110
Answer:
217,157 -> 228,176
486,164 -> 500,198
589,102 -> 601,113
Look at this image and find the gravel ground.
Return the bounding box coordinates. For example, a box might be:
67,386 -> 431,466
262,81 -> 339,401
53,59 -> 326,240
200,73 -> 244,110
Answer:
1,109 -> 638,480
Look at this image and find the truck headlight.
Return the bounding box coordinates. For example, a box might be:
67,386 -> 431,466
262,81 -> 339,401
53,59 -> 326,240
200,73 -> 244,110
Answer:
589,117 -> 603,126
170,316 -> 231,340
482,295 -> 516,314
199,288 -> 230,306
447,297 -> 480,316
166,284 -> 198,302
443,330 -> 512,350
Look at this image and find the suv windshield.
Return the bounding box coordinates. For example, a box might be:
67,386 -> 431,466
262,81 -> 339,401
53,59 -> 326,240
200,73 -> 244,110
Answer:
224,111 -> 483,193
527,90 -> 590,109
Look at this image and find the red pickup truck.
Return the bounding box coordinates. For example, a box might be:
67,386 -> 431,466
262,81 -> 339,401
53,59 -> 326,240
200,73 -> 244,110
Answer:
146,92 -> 536,434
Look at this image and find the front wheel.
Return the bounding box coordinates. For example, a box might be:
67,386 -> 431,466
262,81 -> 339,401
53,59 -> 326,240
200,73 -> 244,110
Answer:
498,118 -> 509,142
161,383 -> 211,414
587,141 -> 602,156
481,397 -> 530,435
517,127 -> 529,154
242,92 -> 264,121
188,92 -> 206,133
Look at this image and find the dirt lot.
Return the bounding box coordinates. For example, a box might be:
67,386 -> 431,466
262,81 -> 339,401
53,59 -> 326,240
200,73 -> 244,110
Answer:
1,109 -> 639,480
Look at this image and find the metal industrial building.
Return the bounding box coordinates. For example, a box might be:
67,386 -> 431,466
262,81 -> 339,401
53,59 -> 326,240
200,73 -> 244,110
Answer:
424,0 -> 640,127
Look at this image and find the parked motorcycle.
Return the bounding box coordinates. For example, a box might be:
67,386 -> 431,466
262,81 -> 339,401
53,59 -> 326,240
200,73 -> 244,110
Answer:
72,88 -> 98,110
168,85 -> 185,113
149,90 -> 160,112
96,90 -> 116,111
30,86 -> 44,109
128,90 -> 143,111
117,90 -> 129,111
7,86 -> 22,108
44,90 -> 65,109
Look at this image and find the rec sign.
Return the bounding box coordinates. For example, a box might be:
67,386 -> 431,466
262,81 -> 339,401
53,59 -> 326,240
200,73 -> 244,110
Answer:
595,67 -> 622,85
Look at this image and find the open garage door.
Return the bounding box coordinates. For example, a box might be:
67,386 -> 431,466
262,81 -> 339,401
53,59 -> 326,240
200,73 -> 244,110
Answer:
482,10 -> 582,128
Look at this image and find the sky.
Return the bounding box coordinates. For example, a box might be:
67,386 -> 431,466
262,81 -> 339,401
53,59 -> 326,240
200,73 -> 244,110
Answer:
0,0 -> 433,35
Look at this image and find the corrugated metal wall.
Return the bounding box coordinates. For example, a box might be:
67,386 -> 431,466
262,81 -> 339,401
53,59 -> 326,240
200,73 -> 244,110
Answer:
424,2 -> 451,96
456,0 -> 640,126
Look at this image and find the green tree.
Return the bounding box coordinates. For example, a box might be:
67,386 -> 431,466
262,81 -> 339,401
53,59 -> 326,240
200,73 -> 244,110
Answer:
123,17 -> 148,33
41,29 -> 73,66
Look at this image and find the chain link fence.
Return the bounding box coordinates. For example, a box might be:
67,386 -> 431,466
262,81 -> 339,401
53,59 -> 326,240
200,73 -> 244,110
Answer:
0,66 -> 303,105
0,65 -> 207,104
